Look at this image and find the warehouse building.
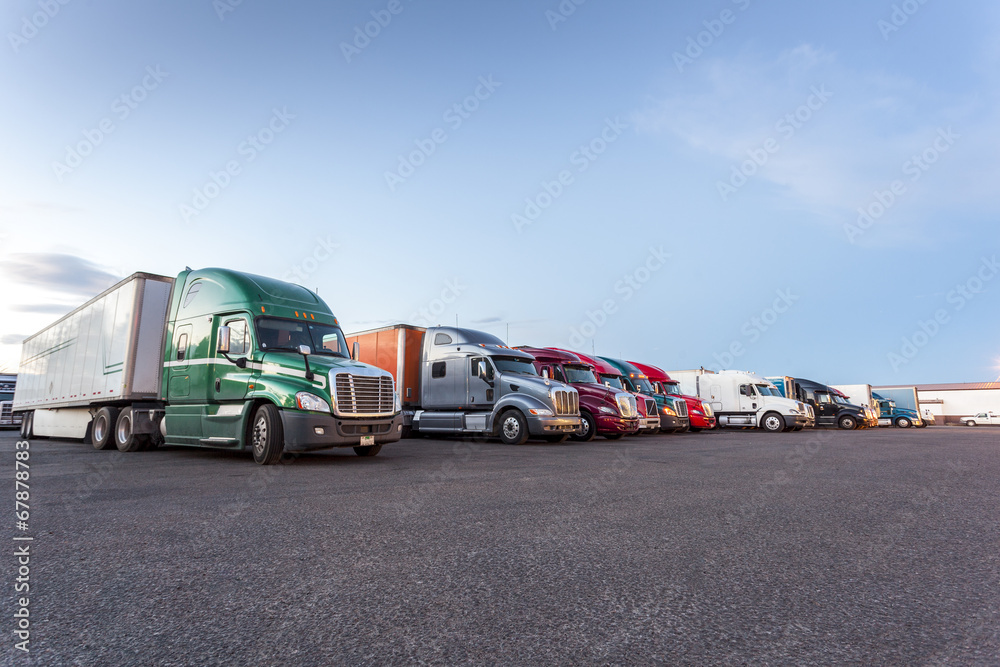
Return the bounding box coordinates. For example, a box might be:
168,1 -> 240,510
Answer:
904,382 -> 1000,426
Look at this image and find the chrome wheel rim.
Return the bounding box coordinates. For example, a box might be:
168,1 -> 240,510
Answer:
502,416 -> 520,440
253,417 -> 267,455
94,415 -> 107,442
765,416 -> 781,431
116,415 -> 130,444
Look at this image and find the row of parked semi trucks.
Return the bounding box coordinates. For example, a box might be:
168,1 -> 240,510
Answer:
7,267 -> 929,465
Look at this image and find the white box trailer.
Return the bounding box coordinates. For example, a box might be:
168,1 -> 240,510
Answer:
12,273 -> 174,439
832,384 -> 877,411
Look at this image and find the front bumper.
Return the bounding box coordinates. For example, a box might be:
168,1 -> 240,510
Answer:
595,414 -> 640,435
528,414 -> 583,436
787,413 -> 809,428
658,414 -> 689,432
689,413 -> 716,429
638,416 -> 660,433
280,410 -> 404,451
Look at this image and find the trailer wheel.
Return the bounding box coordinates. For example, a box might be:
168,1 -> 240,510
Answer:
19,412 -> 33,439
498,410 -> 529,446
353,444 -> 382,457
838,415 -> 858,430
571,412 -> 597,442
760,412 -> 785,433
115,408 -> 145,452
251,404 -> 285,465
895,417 -> 912,428
92,407 -> 119,450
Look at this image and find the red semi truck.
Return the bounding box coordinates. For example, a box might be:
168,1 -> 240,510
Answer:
557,349 -> 661,435
630,361 -> 717,431
516,346 -> 640,441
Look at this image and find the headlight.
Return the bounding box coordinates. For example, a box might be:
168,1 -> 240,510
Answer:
691,408 -> 703,415
599,406 -> 617,415
789,408 -> 801,415
529,408 -> 553,416
296,392 -> 330,413
662,406 -> 676,416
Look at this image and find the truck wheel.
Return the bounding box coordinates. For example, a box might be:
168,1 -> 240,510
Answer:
19,412 -> 33,439
498,410 -> 529,446
965,420 -> 976,427
571,412 -> 597,442
895,417 -> 912,428
354,444 -> 382,457
93,407 -> 119,450
115,407 -> 146,452
251,404 -> 285,465
838,415 -> 858,430
544,434 -> 569,443
689,426 -> 702,433
760,413 -> 785,433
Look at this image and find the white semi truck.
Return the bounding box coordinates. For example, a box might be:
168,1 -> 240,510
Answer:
0,374 -> 21,428
666,369 -> 810,432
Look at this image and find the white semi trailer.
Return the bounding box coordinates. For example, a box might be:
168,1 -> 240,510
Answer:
13,273 -> 173,441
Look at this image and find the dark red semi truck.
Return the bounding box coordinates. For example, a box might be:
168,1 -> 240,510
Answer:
516,347 -> 639,441
630,361 -> 717,432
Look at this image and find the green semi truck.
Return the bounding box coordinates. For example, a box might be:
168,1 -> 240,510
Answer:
13,268 -> 402,464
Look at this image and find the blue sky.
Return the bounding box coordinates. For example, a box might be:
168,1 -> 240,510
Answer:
1,0 -> 998,385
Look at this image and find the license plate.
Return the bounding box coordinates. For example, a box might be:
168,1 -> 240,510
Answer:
360,435 -> 375,446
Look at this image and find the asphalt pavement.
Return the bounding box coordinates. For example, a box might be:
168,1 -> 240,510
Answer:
2,426 -> 998,665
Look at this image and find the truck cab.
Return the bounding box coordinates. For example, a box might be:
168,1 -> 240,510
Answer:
765,376 -> 817,427
630,361 -> 716,432
667,369 -> 809,432
0,374 -> 21,429
570,352 -> 659,435
599,357 -> 689,434
793,378 -> 873,430
348,326 -> 583,445
517,347 -> 639,441
872,392 -> 923,428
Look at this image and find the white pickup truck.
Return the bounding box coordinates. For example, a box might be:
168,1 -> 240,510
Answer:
960,411 -> 1000,427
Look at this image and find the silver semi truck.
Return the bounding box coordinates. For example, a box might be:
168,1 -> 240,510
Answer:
347,325 -> 583,444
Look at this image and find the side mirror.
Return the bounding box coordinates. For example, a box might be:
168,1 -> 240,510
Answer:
351,341 -> 360,361
298,345 -> 311,356
218,326 -> 231,354
541,369 -> 550,379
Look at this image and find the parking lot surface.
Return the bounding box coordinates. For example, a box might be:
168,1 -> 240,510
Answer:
2,427 -> 998,665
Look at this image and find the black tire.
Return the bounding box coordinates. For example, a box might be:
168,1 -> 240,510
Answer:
689,426 -> 702,433
19,412 -> 33,439
354,444 -> 382,457
115,407 -> 144,452
760,412 -> 785,433
603,433 -> 625,440
792,426 -> 804,431
497,410 -> 529,446
838,415 -> 858,430
571,411 -> 597,442
251,404 -> 285,465
544,434 -> 569,444
895,417 -> 912,428
93,407 -> 119,450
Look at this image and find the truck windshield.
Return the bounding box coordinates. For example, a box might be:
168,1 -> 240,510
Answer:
633,377 -> 655,394
493,357 -> 538,375
255,317 -> 349,357
833,394 -> 851,405
755,384 -> 779,397
662,381 -> 682,395
600,374 -> 625,390
563,365 -> 598,384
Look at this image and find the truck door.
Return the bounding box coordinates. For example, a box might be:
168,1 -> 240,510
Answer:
202,316 -> 256,442
164,323 -> 202,442
467,357 -> 496,408
738,384 -> 758,413
814,391 -> 836,425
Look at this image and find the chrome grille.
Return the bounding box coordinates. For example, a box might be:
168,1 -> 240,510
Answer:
333,373 -> 395,416
0,403 -> 12,424
674,399 -> 688,418
553,390 -> 579,416
645,398 -> 657,417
